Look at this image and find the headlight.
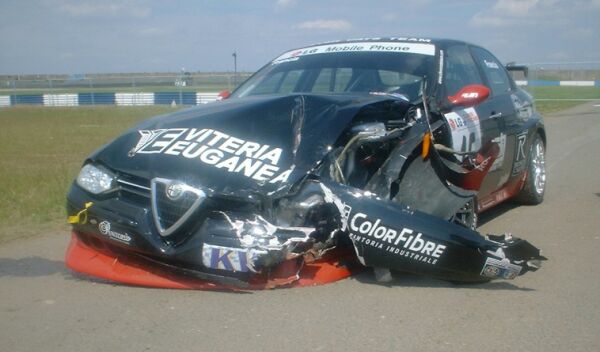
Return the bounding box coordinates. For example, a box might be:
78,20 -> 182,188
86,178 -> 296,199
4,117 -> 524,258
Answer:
76,164 -> 116,194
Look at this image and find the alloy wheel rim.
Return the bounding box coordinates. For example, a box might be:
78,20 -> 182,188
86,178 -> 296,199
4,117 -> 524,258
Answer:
532,140 -> 546,195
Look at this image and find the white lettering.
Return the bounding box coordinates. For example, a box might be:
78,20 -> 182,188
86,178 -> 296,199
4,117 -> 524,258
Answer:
258,148 -> 282,165
165,140 -> 190,156
132,128 -> 287,183
219,136 -> 245,154
269,169 -> 292,184
252,164 -> 279,181
184,128 -> 207,141
432,245 -> 446,259
200,149 -> 224,165
215,156 -> 240,172
382,228 -> 397,244
394,228 -> 413,246
182,143 -> 207,158
373,226 -> 387,239
350,213 -> 367,232
235,141 -> 261,158
422,241 -> 436,256
408,233 -> 425,251
207,130 -> 229,146
348,212 -> 446,263
234,158 -> 263,177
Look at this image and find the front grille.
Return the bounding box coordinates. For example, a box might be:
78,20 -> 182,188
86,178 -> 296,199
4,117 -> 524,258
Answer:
117,175 -> 151,205
114,173 -> 259,237
153,182 -> 200,229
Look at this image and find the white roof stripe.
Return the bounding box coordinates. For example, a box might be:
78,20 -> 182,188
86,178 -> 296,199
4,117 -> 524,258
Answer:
274,42 -> 436,63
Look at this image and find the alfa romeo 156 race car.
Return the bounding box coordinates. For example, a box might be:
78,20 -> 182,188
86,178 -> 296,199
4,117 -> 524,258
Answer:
66,37 -> 547,289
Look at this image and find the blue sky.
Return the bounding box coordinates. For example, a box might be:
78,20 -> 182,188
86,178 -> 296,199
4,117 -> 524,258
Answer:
0,0 -> 598,74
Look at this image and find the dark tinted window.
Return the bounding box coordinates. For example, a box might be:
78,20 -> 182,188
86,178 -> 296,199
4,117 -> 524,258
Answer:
443,45 -> 483,96
234,51 -> 435,102
471,46 -> 512,95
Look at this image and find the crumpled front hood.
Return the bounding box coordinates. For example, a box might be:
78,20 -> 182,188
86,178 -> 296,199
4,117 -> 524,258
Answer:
90,94 -> 410,198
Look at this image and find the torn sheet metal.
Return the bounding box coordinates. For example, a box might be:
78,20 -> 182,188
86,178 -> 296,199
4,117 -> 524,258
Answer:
66,88 -> 545,289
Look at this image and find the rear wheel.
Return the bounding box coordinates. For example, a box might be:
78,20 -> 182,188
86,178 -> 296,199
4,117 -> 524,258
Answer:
515,134 -> 546,205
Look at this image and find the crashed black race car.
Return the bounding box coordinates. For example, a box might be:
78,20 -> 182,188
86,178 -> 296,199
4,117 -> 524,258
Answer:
66,38 -> 547,290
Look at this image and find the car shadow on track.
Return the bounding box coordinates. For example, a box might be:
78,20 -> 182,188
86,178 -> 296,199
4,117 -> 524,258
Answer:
0,257 -> 65,278
350,268 -> 535,291
478,200 -> 528,227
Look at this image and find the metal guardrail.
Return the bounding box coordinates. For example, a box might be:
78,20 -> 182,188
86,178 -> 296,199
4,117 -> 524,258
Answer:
0,92 -> 221,107
515,80 -> 600,87
0,72 -> 252,95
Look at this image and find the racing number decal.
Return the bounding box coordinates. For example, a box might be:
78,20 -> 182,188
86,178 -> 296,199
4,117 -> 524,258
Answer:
443,107 -> 482,161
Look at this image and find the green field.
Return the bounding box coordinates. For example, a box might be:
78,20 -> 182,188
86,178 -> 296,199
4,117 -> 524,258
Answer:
0,87 -> 598,243
0,106 -> 181,242
525,86 -> 600,114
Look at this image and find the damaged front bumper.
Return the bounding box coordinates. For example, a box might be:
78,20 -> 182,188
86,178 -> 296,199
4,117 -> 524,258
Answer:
66,174 -> 545,289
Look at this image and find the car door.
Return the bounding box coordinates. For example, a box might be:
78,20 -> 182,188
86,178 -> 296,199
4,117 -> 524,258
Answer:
440,45 -> 503,197
469,46 -> 520,195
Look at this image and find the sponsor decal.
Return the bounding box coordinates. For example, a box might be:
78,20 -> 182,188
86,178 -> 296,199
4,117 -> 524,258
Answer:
320,37 -> 431,44
202,244 -> 252,272
347,211 -> 446,265
512,132 -> 528,175
484,60 -> 500,69
443,107 -> 482,160
480,257 -> 522,279
98,220 -> 132,244
340,203 -> 353,231
437,50 -> 444,84
388,37 -> 432,42
129,128 -> 291,183
474,155 -> 493,172
273,41 -> 435,63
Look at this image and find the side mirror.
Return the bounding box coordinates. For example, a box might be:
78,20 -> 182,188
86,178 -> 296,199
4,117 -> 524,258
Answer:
217,90 -> 231,100
448,84 -> 490,108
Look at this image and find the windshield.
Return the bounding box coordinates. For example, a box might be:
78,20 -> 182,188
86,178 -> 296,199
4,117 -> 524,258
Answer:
233,41 -> 437,103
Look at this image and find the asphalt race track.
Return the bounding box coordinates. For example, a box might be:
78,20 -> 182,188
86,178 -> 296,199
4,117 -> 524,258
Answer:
1,102 -> 599,352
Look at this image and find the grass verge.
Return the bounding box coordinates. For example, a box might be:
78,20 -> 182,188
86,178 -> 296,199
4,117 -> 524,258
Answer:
0,106 -> 180,243
526,86 -> 600,114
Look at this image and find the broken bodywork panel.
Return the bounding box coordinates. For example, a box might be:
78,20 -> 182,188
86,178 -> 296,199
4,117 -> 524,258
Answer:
66,91 -> 545,289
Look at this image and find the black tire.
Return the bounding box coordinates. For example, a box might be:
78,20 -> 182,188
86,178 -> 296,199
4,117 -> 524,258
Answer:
515,134 -> 546,205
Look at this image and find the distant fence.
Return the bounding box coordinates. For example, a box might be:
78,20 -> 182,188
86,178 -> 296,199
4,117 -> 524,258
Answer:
0,72 -> 252,93
0,92 -> 220,107
1,63 -> 600,107
523,62 -> 600,81
516,80 -> 600,87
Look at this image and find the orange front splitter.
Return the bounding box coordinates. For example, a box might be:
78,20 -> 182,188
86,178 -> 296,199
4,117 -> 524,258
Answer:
65,232 -> 360,290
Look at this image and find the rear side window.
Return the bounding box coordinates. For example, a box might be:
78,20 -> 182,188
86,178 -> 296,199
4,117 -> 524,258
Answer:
443,45 -> 484,96
471,46 -> 512,95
